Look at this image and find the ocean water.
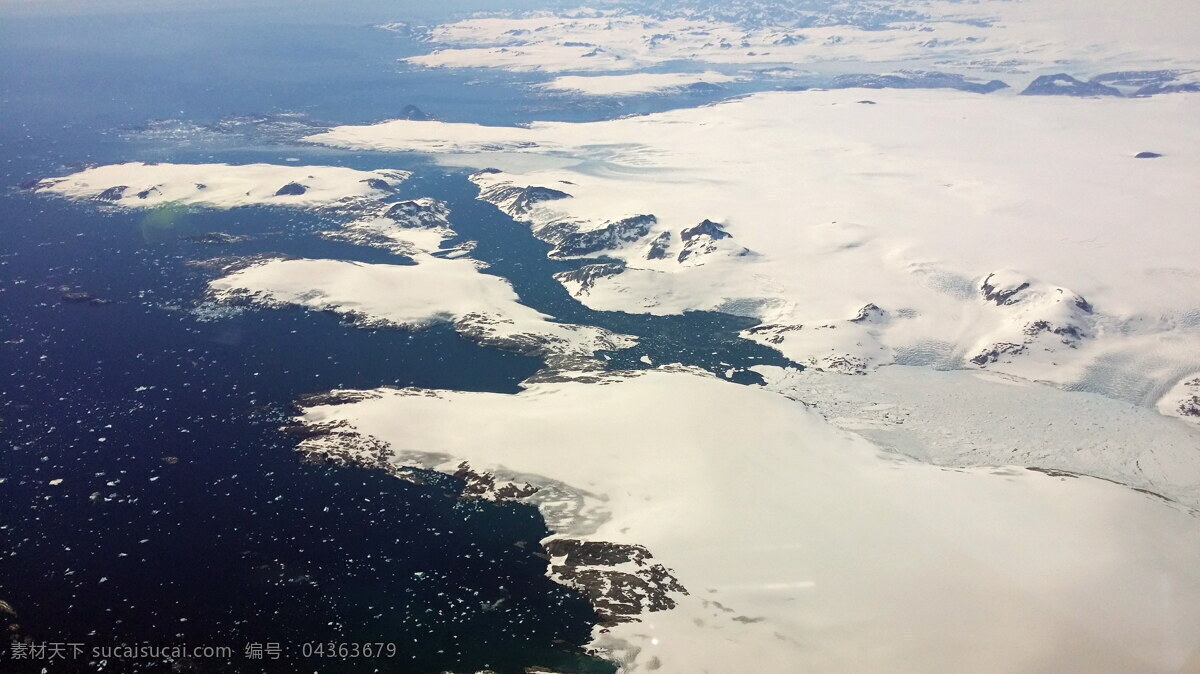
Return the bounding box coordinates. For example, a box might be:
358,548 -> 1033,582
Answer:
0,3 -> 793,671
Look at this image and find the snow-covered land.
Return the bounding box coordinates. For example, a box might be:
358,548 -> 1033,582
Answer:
539,71 -> 739,96
298,81 -> 1200,670
1159,373 -> 1200,427
31,160 -> 631,359
207,256 -> 634,359
30,3 -> 1200,670
402,0 -> 1200,77
305,89 -> 1200,407
32,162 -> 409,210
754,364 -> 1200,508
293,367 -> 1200,673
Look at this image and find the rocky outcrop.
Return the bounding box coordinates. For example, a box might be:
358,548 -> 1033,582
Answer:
970,271 -> 1094,368
545,214 -> 656,258
849,303 -> 886,323
742,322 -> 803,346
553,262 -> 627,295
1159,375 -> 1200,425
677,219 -> 750,264
322,198 -> 455,256
362,178 -> 396,191
381,198 -> 451,229
1091,70 -> 1200,96
831,70 -> 1009,94
645,231 -> 672,259
1021,74 -> 1122,97
60,289 -> 113,305
1177,379 -> 1200,418
544,539 -> 687,627
288,396 -> 687,633
453,311 -> 636,358
95,186 -> 128,201
274,181 -> 308,196
980,273 -> 1030,305
185,232 -> 249,244
454,462 -> 539,500
474,176 -> 572,217
398,104 -> 428,121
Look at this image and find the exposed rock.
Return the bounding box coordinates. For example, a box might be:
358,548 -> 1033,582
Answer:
850,303 -> 886,323
980,273 -> 1030,305
476,180 -> 572,217
680,219 -> 732,242
399,104 -> 428,121
274,182 -> 307,196
970,342 -> 1027,366
831,70 -> 1008,94
382,198 -> 451,228
645,231 -> 672,259
95,185 -> 128,201
184,232 -> 249,244
1021,74 -> 1122,97
971,272 -> 1094,368
1091,70 -> 1180,87
545,539 -> 687,626
1135,151 -> 1164,159
553,262 -> 626,295
453,462 -> 539,500
136,186 -> 161,199
1172,377 -> 1200,419
1090,70 -> 1200,96
813,354 -> 869,375
60,289 -> 112,305
1135,82 -> 1200,96
678,219 -> 749,264
742,322 -> 803,345
546,214 -> 656,258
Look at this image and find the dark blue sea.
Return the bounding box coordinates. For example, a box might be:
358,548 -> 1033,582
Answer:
0,3 -> 793,672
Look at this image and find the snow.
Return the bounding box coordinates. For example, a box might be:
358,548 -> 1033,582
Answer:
33,162 -> 409,210
403,1 -> 1200,77
539,71 -> 739,96
303,88 -> 1200,406
1158,373 -> 1200,426
294,367 -> 1200,673
754,364 -> 1200,508
207,256 -> 634,359
306,120 -> 547,155
321,198 -> 457,256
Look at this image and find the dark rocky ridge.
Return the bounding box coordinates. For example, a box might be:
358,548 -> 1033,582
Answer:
274,182 -> 308,196
399,104 -> 428,121
645,231 -> 672,259
678,219 -> 749,263
476,179 -> 573,217
95,185 -> 128,201
1021,74 -> 1122,97
553,262 -> 627,295
544,214 -> 656,258
544,540 -> 687,627
831,70 -> 1009,94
